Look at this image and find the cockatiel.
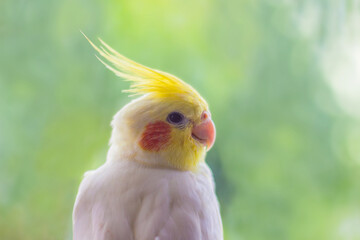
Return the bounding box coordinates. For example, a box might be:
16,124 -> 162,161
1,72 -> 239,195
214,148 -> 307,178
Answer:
73,35 -> 223,240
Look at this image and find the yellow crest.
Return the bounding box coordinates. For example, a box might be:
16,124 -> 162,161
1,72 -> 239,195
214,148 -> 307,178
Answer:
83,33 -> 207,108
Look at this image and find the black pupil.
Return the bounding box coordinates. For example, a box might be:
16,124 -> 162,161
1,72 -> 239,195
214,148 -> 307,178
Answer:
168,112 -> 183,124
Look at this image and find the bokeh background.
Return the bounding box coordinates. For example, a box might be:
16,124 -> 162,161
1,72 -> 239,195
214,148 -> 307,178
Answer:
1,0 -> 360,239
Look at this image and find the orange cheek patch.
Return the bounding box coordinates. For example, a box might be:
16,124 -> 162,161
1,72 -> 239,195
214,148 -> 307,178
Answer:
139,121 -> 171,152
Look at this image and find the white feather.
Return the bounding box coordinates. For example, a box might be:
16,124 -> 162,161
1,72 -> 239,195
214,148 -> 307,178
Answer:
73,158 -> 223,240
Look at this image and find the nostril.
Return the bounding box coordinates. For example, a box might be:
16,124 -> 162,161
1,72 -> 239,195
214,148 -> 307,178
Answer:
201,111 -> 210,120
202,112 -> 207,120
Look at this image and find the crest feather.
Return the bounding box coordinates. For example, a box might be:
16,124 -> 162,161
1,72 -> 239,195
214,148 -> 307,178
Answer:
83,33 -> 207,107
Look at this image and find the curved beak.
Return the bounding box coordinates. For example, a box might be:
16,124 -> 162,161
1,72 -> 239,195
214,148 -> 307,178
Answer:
191,111 -> 216,151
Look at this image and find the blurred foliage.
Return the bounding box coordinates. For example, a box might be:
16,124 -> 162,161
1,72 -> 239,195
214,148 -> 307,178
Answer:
1,0 -> 360,239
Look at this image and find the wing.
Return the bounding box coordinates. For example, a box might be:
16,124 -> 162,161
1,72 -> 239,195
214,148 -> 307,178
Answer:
73,168 -> 134,240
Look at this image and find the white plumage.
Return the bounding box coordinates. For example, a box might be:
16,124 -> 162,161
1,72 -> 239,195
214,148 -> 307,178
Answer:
73,156 -> 222,240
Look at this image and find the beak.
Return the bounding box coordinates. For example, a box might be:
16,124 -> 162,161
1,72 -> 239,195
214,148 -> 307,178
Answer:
191,111 -> 216,151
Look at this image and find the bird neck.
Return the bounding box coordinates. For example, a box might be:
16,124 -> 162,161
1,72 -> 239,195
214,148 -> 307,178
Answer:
106,143 -> 205,171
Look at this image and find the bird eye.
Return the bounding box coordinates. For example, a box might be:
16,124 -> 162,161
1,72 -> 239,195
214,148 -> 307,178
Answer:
167,112 -> 185,125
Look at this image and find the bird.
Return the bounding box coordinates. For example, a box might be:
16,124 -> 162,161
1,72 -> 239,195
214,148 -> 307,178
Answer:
73,35 -> 223,240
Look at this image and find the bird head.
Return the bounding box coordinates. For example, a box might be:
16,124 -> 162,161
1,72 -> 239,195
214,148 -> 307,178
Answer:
85,35 -> 215,171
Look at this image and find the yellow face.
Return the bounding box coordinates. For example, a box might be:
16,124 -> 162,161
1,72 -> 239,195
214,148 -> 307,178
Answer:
121,95 -> 215,171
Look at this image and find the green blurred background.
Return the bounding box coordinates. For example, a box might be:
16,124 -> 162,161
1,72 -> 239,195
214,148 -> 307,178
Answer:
1,0 -> 360,239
